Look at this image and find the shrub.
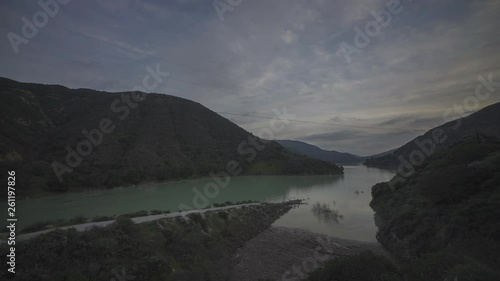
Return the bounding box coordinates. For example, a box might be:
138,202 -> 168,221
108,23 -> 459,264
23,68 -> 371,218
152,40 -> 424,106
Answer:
218,211 -> 228,220
187,213 -> 208,232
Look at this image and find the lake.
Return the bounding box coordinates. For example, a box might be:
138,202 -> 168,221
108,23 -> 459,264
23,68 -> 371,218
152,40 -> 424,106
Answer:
13,165 -> 394,242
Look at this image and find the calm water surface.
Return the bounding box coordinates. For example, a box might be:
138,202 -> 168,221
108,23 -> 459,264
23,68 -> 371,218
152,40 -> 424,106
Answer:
13,166 -> 393,241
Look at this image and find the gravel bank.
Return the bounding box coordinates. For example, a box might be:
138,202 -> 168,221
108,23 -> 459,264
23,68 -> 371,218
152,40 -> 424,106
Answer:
230,226 -> 390,281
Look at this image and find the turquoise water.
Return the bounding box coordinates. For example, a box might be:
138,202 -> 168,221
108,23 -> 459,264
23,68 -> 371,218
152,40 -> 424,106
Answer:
13,165 -> 393,241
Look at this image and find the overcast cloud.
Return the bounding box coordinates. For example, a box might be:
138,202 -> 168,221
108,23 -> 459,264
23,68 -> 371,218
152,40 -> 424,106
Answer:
1,0 -> 499,155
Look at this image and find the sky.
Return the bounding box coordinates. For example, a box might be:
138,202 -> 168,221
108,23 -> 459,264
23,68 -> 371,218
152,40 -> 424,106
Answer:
1,0 -> 500,155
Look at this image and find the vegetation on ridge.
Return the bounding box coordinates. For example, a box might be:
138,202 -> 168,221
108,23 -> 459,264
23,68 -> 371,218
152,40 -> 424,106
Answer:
0,202 -> 295,281
0,77 -> 342,199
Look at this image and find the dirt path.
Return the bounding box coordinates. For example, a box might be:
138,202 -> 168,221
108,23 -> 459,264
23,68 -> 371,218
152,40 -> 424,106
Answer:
12,203 -> 261,242
229,226 -> 390,281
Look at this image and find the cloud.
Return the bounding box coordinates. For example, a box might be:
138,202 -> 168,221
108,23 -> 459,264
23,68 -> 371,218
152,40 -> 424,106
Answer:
1,0 -> 500,155
303,130 -> 366,142
281,30 -> 298,44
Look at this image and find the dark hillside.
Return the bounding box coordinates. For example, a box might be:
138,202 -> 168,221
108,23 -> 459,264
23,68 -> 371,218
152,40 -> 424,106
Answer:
0,77 -> 342,198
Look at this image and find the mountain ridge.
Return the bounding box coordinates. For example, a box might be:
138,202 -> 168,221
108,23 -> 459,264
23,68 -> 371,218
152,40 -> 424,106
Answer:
0,77 -> 342,198
276,139 -> 362,165
364,102 -> 500,169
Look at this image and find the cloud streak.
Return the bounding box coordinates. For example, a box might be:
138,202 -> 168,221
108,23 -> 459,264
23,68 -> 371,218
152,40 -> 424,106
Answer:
1,0 -> 499,155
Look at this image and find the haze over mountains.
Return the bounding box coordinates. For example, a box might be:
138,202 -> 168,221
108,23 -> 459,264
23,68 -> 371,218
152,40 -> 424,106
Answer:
365,102 -> 500,169
277,99 -> 500,169
276,139 -> 398,165
276,140 -> 362,165
2,0 -> 500,280
0,77 -> 342,198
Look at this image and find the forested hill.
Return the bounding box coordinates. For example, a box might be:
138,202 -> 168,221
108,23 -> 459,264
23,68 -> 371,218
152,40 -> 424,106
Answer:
369,138 -> 500,278
364,102 -> 500,169
0,77 -> 342,198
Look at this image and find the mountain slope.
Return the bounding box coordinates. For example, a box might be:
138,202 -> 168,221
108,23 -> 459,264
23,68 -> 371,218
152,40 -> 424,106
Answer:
276,140 -> 362,165
368,138 -> 500,278
302,139 -> 500,281
364,102 -> 500,169
0,77 -> 342,198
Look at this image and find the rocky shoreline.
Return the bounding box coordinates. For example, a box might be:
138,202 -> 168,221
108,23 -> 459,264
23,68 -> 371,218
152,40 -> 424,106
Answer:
3,200 -> 393,280
229,226 -> 390,281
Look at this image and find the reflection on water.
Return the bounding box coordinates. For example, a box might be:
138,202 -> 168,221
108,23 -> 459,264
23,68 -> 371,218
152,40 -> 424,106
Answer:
272,166 -> 395,242
11,174 -> 343,229
311,202 -> 344,224
9,166 -> 394,241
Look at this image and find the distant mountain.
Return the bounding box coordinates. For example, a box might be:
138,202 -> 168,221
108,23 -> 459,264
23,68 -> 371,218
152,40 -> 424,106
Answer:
363,148 -> 396,159
0,77 -> 342,198
364,102 -> 500,169
276,140 -> 362,165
